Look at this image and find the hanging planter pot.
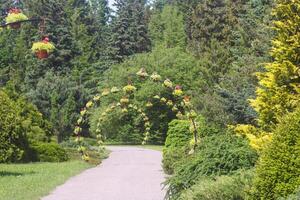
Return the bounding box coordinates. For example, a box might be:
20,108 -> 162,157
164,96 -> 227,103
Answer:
10,22 -> 21,29
31,37 -> 55,59
35,50 -> 48,59
5,8 -> 28,30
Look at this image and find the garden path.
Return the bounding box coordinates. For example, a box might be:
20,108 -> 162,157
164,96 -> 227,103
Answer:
42,146 -> 166,200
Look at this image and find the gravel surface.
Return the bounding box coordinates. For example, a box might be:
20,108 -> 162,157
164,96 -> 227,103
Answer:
42,146 -> 166,200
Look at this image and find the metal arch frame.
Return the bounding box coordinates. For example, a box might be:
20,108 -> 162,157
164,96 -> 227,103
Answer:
0,17 -> 42,28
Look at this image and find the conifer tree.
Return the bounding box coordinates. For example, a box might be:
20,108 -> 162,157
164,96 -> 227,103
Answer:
149,5 -> 186,49
250,0 -> 300,130
110,0 -> 150,62
189,0 -> 231,55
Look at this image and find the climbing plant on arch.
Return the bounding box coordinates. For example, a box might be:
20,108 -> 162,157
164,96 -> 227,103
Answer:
74,68 -> 199,161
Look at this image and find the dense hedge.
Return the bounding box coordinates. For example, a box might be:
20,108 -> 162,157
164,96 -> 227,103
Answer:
0,90 -> 54,163
0,91 -> 28,162
251,108 -> 300,199
30,142 -> 69,162
166,132 -> 258,199
163,120 -> 191,174
179,170 -> 254,200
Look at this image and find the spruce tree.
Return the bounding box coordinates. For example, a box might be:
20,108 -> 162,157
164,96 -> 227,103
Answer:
149,5 -> 186,49
189,0 -> 231,55
110,0 -> 150,62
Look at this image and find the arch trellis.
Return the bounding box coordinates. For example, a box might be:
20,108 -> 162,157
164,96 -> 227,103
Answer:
75,68 -> 199,161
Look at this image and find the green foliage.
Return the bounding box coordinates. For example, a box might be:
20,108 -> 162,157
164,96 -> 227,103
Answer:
90,46 -> 207,144
163,120 -> 191,174
166,132 -> 258,199
250,108 -> 300,199
93,105 -> 145,144
0,90 -> 27,163
149,5 -> 186,49
110,0 -> 150,61
283,187 -> 300,200
178,170 -> 254,200
28,71 -> 81,142
30,142 -> 69,162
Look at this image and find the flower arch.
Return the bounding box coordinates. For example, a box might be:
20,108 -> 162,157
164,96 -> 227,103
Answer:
75,68 -> 199,160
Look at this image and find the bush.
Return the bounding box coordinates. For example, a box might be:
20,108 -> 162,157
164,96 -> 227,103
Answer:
166,132 -> 258,199
163,120 -> 191,174
31,142 -> 69,162
283,187 -> 300,200
0,91 -> 27,163
250,108 -> 300,199
179,170 -> 254,200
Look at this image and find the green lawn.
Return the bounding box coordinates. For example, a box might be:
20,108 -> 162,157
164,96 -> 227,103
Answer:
0,161 -> 92,200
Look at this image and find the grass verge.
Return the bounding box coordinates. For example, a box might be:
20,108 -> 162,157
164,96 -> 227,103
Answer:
0,161 -> 90,200
0,148 -> 109,200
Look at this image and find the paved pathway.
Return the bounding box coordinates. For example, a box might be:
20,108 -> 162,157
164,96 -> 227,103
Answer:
42,146 -> 166,200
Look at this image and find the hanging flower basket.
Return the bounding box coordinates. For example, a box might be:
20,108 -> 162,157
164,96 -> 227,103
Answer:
31,37 -> 55,59
5,8 -> 28,29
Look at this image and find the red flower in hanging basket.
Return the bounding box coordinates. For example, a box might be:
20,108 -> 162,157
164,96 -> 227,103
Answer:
43,37 -> 50,43
175,85 -> 182,90
9,8 -> 21,14
5,8 -> 28,30
31,38 -> 55,60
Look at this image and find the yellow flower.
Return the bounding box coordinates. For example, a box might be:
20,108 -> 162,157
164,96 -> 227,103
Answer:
6,12 -> 28,23
187,110 -> 197,119
111,87 -> 120,93
150,72 -> 161,81
173,89 -> 183,96
123,85 -> 137,93
82,155 -> 90,161
74,126 -> 82,134
93,95 -> 101,101
146,102 -> 153,107
167,100 -> 173,106
86,101 -> 93,108
101,89 -> 110,96
163,79 -> 173,88
176,112 -> 183,119
136,68 -> 149,77
120,97 -> 130,104
160,97 -> 167,103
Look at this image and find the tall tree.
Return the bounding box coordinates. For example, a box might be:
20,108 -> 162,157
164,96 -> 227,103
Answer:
149,5 -> 186,49
250,0 -> 300,130
110,0 -> 150,62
